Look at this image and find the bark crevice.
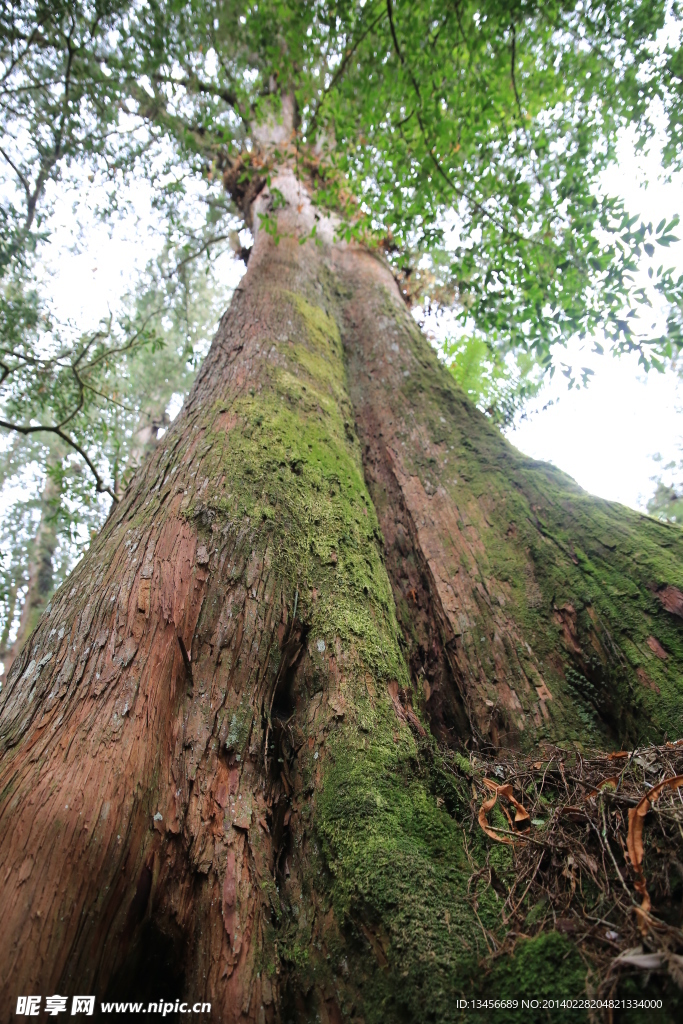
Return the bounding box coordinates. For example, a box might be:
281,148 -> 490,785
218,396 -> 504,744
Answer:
354,415 -> 474,748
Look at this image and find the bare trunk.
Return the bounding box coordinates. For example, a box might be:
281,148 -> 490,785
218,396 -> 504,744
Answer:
0,170 -> 682,1022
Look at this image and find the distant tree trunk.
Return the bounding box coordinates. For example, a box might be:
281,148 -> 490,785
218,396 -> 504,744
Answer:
1,169 -> 682,1022
3,467 -> 60,674
122,404 -> 173,497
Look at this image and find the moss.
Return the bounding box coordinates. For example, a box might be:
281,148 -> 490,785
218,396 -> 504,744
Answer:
480,932 -> 589,1022
617,972 -> 683,1023
180,290 -> 405,687
315,736 -> 500,1023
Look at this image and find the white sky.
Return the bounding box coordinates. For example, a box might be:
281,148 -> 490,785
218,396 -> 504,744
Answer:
38,133 -> 683,517
508,345 -> 680,509
505,131 -> 683,511
39,176 -> 244,331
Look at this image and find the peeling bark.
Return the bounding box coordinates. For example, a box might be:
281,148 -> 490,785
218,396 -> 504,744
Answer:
1,170 -> 682,1022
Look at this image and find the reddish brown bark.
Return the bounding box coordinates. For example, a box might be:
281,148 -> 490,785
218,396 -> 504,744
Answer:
0,176 -> 332,1021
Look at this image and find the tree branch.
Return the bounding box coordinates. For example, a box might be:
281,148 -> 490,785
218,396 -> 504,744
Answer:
163,233 -> 231,279
0,145 -> 31,202
0,419 -> 117,501
308,3 -> 386,133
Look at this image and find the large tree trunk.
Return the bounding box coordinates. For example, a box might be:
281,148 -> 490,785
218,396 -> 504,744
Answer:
1,169 -> 682,1022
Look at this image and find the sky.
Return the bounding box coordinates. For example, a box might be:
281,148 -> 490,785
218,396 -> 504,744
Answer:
508,343 -> 680,510
505,131 -> 683,512
35,131 -> 683,518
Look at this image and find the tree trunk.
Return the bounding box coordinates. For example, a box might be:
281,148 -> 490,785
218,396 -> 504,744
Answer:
1,169 -> 682,1022
3,467 -> 60,674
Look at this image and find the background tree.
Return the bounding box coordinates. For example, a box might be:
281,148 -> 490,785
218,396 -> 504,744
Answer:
0,241 -> 236,673
1,2 -> 683,1021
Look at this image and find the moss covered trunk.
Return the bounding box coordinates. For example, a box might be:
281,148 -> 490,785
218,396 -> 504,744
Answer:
1,171 -> 682,1022
336,248 -> 683,752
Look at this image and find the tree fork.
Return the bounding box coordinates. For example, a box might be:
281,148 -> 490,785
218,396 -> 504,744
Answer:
0,172 -> 682,1022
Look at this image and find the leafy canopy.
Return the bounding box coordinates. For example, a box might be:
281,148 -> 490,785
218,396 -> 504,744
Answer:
1,0 -> 682,661
1,0 -> 683,442
120,0 -> 683,373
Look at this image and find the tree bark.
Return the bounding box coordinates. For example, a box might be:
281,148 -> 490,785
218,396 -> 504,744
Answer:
1,169 -> 682,1022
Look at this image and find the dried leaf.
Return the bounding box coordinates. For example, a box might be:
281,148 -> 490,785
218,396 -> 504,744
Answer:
585,775 -> 620,800
477,786 -> 513,845
491,781 -> 531,826
626,774 -> 683,927
478,778 -> 530,844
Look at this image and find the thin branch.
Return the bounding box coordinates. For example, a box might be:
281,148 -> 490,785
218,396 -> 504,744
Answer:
151,71 -> 240,113
510,24 -> 525,128
79,308 -> 162,373
385,0 -> 564,257
165,233 -> 231,279
510,23 -> 545,193
78,380 -> 133,412
0,419 -> 117,501
387,0 -> 423,103
54,370 -> 85,430
0,142 -> 32,200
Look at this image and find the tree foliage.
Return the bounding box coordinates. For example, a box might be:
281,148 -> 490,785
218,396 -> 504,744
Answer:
0,245 -> 234,662
4,1 -> 683,376
647,448 -> 683,522
94,0 -> 683,370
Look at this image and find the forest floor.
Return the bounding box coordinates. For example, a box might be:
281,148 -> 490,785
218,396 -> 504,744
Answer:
432,738 -> 683,1018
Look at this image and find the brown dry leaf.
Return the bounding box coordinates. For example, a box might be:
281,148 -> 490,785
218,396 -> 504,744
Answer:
585,775 -> 620,800
477,787 -> 513,846
478,778 -> 530,844
558,804 -> 589,822
488,780 -> 531,827
626,774 -> 683,927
